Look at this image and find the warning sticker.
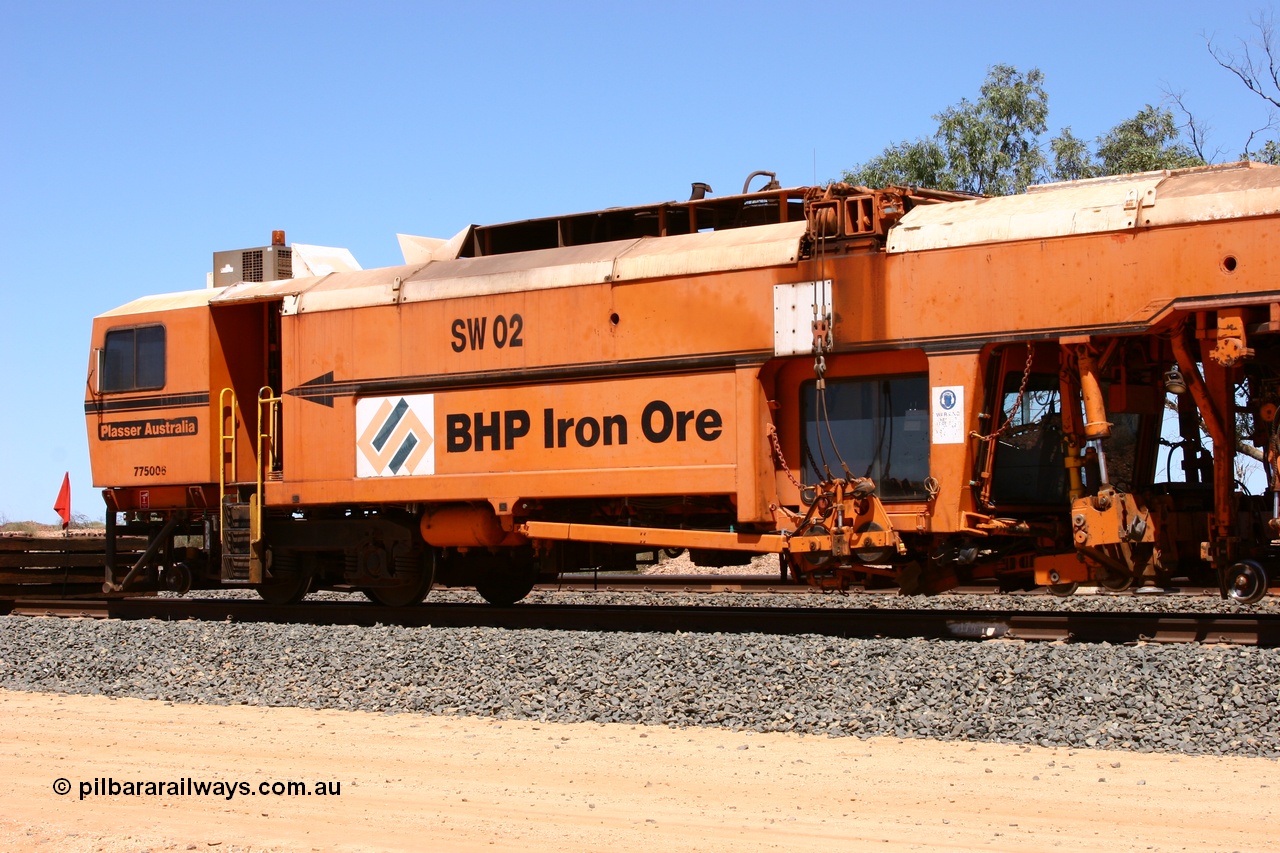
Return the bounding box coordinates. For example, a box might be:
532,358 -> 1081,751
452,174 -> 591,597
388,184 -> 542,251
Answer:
932,386 -> 965,444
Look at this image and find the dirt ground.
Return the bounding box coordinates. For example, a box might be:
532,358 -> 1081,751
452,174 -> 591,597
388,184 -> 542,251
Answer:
0,688 -> 1274,852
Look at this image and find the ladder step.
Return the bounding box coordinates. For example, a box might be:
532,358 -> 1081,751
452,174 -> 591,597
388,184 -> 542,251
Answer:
221,554 -> 251,582
223,502 -> 252,523
219,481 -> 259,583
224,529 -> 251,548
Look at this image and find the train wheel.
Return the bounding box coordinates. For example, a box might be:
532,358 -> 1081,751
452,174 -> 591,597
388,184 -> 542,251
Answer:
853,521 -> 888,564
363,550 -> 435,607
474,559 -> 538,606
1224,560 -> 1269,605
1046,581 -> 1079,597
1100,572 -> 1134,592
364,574 -> 433,607
257,569 -> 312,605
163,561 -> 193,595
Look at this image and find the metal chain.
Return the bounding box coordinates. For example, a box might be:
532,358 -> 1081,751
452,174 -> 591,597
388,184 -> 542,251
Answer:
767,424 -> 803,490
978,341 -> 1036,443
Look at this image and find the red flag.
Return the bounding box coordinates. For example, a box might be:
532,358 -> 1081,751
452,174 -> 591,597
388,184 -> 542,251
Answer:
53,472 -> 71,529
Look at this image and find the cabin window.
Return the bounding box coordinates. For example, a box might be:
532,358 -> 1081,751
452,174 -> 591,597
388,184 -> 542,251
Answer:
801,375 -> 930,501
102,325 -> 166,393
988,373 -> 1067,505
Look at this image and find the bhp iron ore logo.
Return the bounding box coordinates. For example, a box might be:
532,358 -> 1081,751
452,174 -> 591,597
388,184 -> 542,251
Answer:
356,395 -> 434,477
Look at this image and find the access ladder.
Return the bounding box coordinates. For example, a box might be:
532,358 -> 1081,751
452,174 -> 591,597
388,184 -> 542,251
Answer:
218,387 -> 280,584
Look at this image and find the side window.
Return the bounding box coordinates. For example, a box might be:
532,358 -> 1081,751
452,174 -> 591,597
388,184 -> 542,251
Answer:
801,374 -> 930,501
988,373 -> 1066,505
102,325 -> 166,393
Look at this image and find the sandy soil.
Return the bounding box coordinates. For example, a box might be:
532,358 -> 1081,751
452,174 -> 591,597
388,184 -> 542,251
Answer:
0,689 -> 1275,852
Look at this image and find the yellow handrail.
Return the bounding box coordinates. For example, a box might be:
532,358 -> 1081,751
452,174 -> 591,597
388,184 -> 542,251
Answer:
218,387 -> 237,498
252,386 -> 277,527
253,387 -> 281,552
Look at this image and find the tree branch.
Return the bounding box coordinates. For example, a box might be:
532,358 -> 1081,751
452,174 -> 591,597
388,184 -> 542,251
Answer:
1207,14 -> 1280,111
1165,89 -> 1215,161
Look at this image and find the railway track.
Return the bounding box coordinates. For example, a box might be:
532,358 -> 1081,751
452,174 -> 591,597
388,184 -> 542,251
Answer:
0,534 -> 1255,601
5,596 -> 1277,647
539,573 -> 1252,597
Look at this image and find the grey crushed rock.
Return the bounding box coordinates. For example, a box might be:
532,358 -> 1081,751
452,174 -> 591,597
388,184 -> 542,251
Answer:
170,584 -> 1280,614
1,606 -> 1277,758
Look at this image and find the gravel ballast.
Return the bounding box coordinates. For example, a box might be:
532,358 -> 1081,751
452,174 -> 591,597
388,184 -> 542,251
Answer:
2,609 -> 1277,759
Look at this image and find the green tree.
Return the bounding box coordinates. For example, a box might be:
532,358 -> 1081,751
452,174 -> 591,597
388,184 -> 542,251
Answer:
842,64 -> 1048,195
844,70 -> 1205,194
843,139 -> 953,191
1095,105 -> 1203,174
1049,127 -> 1100,182
934,65 -> 1049,195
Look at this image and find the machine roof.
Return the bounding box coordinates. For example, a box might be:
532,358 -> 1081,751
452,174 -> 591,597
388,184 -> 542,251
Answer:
285,220 -> 807,315
97,288 -> 223,318
886,162 -> 1280,253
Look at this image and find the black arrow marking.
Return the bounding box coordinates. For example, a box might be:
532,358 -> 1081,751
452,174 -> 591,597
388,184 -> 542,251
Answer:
282,349 -> 774,406
286,371 -> 341,407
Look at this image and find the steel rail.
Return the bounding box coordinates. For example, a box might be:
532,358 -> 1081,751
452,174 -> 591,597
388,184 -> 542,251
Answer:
541,573 -> 804,593
537,576 -> 1249,597
4,597 -> 1277,647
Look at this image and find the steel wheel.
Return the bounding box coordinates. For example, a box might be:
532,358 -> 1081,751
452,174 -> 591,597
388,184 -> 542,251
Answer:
1225,560 -> 1269,605
853,521 -> 888,564
475,569 -> 537,606
163,561 -> 193,595
796,524 -> 834,570
1100,572 -> 1134,592
1046,581 -> 1079,597
474,553 -> 538,606
257,570 -> 312,605
363,549 -> 435,607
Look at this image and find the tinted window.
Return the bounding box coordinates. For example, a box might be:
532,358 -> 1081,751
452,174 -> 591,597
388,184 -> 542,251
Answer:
988,374 -> 1066,505
102,325 -> 166,392
801,375 -> 930,501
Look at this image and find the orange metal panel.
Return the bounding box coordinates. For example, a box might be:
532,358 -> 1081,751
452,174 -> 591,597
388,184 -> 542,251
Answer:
265,466 -> 739,507
834,219 -> 1278,351
924,351 -> 984,532
85,306 -> 215,497
276,371 -> 739,505
733,366 -> 774,524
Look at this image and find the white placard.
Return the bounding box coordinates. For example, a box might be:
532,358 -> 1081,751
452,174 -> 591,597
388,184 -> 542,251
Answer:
932,385 -> 965,445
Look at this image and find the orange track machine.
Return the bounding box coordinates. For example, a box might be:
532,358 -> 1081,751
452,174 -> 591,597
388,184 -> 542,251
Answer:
86,164 -> 1280,605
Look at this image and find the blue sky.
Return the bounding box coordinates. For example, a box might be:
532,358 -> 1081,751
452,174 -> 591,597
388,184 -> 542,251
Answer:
1,1 -> 1276,522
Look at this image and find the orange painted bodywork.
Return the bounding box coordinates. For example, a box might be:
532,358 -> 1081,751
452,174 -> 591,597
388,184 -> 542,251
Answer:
86,300 -> 275,507
269,270 -> 786,517
85,305 -> 214,500
84,164 -> 1280,591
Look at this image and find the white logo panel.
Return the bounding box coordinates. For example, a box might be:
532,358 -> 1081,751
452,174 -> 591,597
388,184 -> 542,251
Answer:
355,394 -> 435,477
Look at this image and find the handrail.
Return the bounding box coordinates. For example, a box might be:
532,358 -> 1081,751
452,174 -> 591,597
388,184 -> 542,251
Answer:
218,387 -> 237,499
254,387 -> 281,555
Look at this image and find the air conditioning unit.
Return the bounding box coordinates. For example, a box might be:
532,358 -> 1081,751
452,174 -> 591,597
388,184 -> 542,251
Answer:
212,231 -> 292,288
